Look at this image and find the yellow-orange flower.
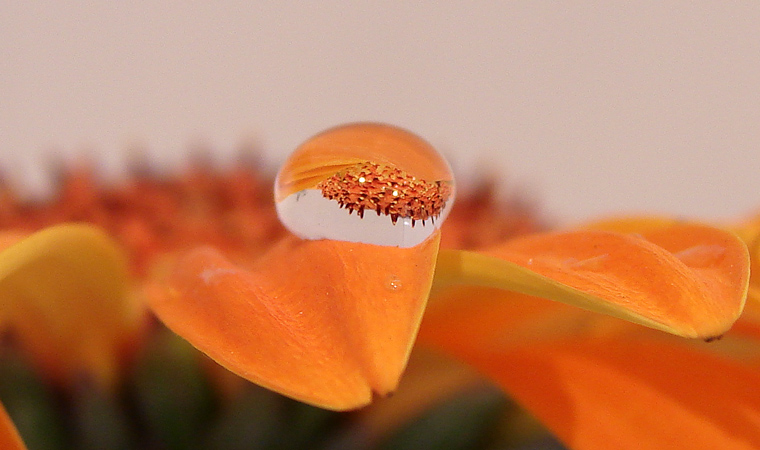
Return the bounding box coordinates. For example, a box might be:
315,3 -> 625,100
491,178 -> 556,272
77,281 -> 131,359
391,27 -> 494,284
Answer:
145,124 -> 750,421
0,124 -> 756,450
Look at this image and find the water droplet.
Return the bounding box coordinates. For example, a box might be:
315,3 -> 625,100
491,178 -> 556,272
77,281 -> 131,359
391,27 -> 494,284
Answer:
387,275 -> 402,291
275,123 -> 455,247
674,244 -> 725,267
564,254 -> 609,270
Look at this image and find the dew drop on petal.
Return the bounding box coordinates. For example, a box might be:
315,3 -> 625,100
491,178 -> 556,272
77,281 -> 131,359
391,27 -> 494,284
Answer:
387,275 -> 402,292
564,254 -> 610,271
674,244 -> 726,268
274,123 -> 455,248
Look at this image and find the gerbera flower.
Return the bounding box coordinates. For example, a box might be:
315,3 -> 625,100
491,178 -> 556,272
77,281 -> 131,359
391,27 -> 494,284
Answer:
0,123 -> 756,449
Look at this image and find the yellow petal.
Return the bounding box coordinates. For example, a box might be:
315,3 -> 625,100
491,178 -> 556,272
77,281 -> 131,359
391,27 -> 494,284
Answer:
147,232 -> 440,411
0,224 -> 144,389
434,223 -> 749,339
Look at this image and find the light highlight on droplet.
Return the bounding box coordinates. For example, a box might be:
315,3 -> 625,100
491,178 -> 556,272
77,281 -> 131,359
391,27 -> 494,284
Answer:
275,123 -> 455,247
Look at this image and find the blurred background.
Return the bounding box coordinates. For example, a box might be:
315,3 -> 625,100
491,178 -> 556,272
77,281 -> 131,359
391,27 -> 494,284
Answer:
1,2 -> 759,224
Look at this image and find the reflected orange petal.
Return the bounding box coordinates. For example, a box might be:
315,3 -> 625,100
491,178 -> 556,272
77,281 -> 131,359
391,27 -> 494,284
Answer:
148,232 -> 440,411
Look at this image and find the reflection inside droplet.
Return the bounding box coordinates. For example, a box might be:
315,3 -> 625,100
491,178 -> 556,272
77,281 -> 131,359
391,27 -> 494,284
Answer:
274,123 -> 455,248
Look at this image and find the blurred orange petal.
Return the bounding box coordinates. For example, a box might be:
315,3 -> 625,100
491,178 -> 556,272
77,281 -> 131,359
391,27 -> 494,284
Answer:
732,299 -> 760,341
419,277 -> 760,449
421,287 -> 623,355
580,216 -> 677,234
0,224 -> 145,389
148,232 -> 440,411
438,337 -> 760,450
726,215 -> 760,335
0,402 -> 25,450
728,214 -> 760,247
435,223 -> 749,339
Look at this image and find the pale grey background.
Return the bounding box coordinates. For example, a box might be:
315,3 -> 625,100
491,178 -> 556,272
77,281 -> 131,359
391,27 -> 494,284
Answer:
2,2 -> 758,224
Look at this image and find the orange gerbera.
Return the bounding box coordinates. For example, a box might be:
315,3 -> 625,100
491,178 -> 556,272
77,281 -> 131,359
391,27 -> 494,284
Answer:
143,123 -> 752,450
0,123 -> 756,449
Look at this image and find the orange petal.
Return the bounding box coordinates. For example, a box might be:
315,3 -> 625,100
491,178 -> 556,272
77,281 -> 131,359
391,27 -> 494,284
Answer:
421,287 -> 627,355
0,402 -> 26,450
589,216 -> 760,341
435,223 -> 749,338
419,282 -> 760,448
580,215 -> 678,234
147,232 -> 440,411
438,337 -> 760,450
727,216 -> 760,333
730,295 -> 760,341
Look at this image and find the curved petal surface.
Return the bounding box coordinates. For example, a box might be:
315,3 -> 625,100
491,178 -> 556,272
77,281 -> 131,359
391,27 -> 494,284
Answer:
148,233 -> 440,411
433,336 -> 760,450
421,259 -> 760,449
435,223 -> 749,338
